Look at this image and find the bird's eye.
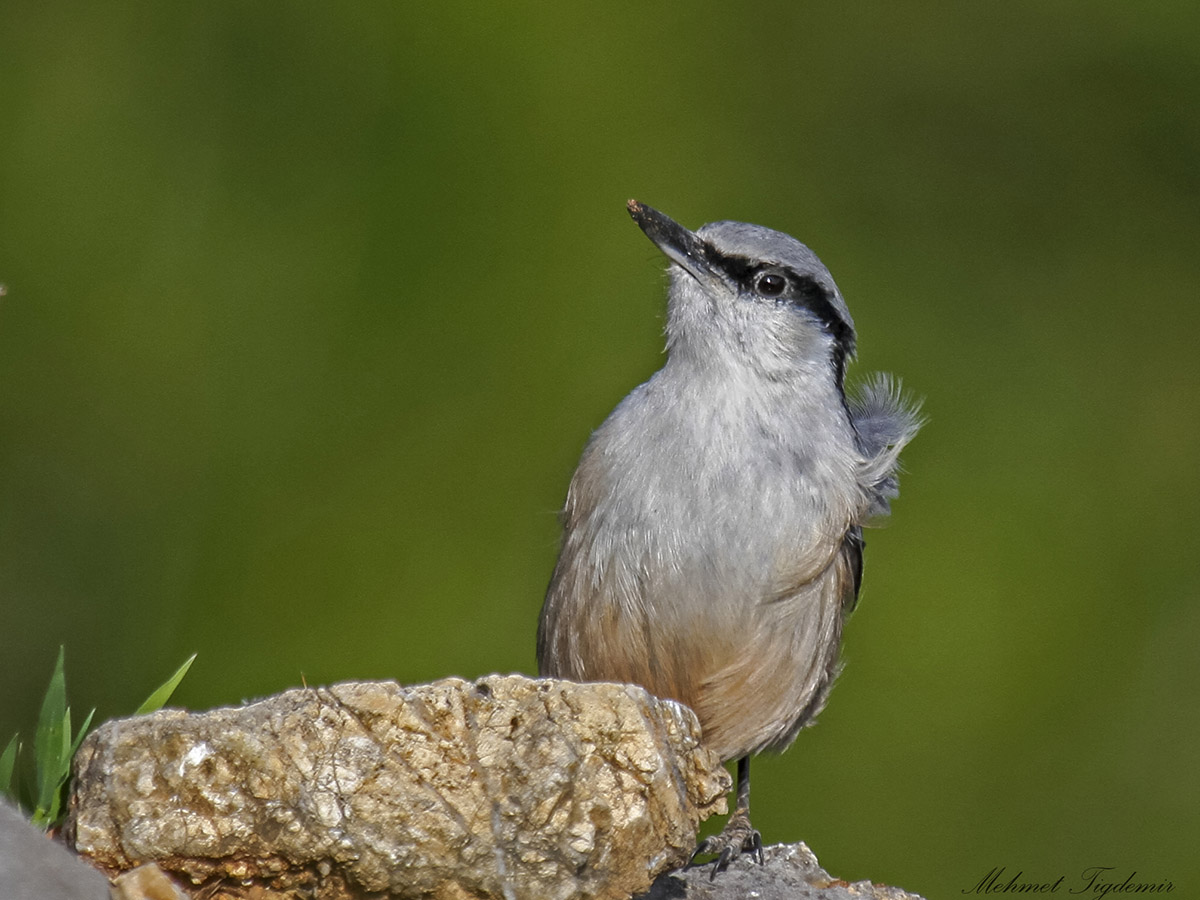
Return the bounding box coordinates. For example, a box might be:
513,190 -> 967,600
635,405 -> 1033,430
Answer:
754,272 -> 786,298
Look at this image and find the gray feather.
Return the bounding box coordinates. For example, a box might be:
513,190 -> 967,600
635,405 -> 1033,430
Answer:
849,372 -> 925,516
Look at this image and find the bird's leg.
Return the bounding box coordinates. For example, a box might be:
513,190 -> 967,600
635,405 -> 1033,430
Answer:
689,755 -> 764,878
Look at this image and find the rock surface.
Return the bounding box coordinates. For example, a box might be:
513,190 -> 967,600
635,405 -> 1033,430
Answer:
637,841 -> 926,899
67,675 -> 730,900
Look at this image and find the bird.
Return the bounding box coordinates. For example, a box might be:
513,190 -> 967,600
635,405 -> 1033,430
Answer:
536,200 -> 921,876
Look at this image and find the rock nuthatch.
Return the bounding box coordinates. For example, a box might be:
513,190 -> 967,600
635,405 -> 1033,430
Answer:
537,201 -> 921,874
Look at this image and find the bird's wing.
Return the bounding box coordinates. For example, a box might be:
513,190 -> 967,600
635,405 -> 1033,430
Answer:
693,535 -> 860,759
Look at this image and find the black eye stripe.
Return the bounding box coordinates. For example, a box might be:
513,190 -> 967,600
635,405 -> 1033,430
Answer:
790,272 -> 856,387
700,245 -> 755,282
699,246 -> 856,369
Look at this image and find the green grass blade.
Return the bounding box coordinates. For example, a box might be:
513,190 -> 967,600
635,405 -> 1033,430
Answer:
70,708 -> 96,757
32,648 -> 68,821
135,653 -> 197,715
0,735 -> 18,800
61,707 -> 72,765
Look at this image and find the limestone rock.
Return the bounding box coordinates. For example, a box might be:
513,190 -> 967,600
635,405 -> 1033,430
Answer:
67,675 -> 730,900
110,863 -> 191,900
637,841 -> 927,899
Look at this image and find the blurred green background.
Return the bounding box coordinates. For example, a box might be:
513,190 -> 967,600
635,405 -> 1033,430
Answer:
2,1 -> 1198,895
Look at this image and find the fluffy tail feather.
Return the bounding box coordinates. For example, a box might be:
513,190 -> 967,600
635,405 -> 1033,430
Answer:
849,372 -> 924,517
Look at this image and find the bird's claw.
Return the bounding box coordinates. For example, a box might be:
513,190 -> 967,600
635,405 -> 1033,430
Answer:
687,811 -> 764,879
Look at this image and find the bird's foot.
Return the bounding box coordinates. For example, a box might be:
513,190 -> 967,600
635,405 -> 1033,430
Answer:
688,809 -> 764,880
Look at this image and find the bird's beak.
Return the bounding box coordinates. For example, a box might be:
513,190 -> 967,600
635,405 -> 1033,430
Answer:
627,200 -> 721,287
